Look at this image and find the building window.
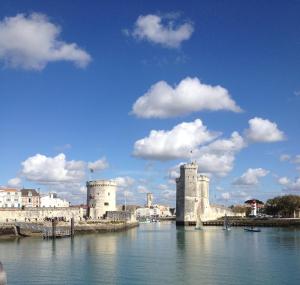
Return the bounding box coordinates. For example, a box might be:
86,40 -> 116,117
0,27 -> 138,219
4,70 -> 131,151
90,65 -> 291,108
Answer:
104,202 -> 109,206
108,192 -> 110,196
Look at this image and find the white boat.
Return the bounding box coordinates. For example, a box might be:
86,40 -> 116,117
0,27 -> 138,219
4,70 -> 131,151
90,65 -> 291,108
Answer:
223,214 -> 231,231
195,204 -> 203,230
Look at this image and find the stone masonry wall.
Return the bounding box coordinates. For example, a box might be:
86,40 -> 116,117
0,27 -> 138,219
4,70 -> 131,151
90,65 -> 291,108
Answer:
0,207 -> 84,222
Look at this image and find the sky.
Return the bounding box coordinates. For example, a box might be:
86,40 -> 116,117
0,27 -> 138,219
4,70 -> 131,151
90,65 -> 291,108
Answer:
1,0 -> 300,207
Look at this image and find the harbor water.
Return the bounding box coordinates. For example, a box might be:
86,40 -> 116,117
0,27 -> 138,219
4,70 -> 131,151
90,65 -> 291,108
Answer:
1,222 -> 300,285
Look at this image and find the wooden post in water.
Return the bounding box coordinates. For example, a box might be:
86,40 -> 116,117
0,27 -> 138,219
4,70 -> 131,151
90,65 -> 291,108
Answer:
71,217 -> 75,237
52,219 -> 56,239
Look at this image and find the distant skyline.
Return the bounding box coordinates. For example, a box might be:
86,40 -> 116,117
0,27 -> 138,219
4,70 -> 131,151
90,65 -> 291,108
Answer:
1,0 -> 300,206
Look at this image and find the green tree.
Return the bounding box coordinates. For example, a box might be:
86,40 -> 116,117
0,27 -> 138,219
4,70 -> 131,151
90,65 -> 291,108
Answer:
265,195 -> 300,217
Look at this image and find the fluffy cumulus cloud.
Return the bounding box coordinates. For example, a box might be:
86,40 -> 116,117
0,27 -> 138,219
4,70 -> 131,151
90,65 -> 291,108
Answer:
21,153 -> 86,183
88,157 -> 109,171
194,132 -> 246,176
279,177 -> 300,192
132,77 -> 242,118
114,176 -> 135,189
131,14 -> 194,48
278,177 -> 290,186
245,117 -> 285,143
218,190 -> 250,203
136,185 -> 148,194
0,13 -> 91,70
7,177 -> 22,188
233,168 -> 269,186
279,154 -> 300,173
133,119 -> 218,160
162,189 -> 176,200
221,192 -> 231,200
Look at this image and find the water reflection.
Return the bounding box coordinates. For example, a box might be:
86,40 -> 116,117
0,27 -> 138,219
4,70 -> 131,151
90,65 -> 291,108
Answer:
0,224 -> 300,285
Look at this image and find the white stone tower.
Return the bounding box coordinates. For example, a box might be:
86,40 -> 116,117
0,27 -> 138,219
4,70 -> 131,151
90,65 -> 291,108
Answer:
86,180 -> 117,219
176,162 -> 210,225
146,193 -> 153,208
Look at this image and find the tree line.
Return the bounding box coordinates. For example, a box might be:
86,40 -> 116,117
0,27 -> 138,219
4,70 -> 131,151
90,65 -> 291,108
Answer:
264,195 -> 300,217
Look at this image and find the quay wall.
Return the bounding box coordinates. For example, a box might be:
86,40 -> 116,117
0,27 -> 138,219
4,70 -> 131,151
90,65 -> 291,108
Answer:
206,205 -> 245,221
0,207 -> 84,223
75,221 -> 139,233
203,218 -> 300,227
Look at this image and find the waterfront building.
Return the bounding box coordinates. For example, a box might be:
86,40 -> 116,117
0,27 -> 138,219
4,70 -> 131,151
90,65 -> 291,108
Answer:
40,193 -> 69,208
136,207 -> 152,219
0,188 -> 22,208
155,205 -> 173,217
146,193 -> 153,208
21,189 -> 40,208
86,180 -> 117,219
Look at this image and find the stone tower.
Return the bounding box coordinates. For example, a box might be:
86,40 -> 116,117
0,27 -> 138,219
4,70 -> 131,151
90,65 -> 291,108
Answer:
86,180 -> 117,219
176,162 -> 210,225
146,193 -> 153,208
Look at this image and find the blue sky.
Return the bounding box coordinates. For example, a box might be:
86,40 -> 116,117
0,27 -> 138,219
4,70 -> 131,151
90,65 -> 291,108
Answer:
1,0 -> 300,206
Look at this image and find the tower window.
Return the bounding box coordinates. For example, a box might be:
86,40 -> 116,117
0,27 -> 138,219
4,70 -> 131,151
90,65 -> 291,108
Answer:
104,202 -> 109,206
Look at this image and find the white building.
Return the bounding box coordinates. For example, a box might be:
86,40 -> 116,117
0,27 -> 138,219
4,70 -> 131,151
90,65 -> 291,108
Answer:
136,207 -> 152,218
0,188 -> 22,208
40,193 -> 69,208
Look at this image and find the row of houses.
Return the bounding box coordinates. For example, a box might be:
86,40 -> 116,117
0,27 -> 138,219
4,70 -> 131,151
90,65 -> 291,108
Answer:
0,188 -> 70,208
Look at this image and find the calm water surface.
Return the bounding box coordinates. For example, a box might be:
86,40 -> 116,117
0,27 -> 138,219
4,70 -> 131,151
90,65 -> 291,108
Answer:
1,222 -> 300,285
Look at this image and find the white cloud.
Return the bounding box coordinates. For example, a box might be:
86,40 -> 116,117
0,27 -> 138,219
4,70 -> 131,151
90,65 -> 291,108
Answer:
137,185 -> 148,193
233,168 -> 269,186
162,189 -> 176,200
44,182 -> 87,204
114,176 -> 135,189
133,119 -> 218,160
88,157 -> 109,171
166,163 -> 185,184
131,14 -> 194,48
7,177 -> 22,188
278,177 -> 290,186
195,132 -> 246,176
221,192 -> 230,200
21,153 -> 86,183
245,117 -> 285,143
218,190 -> 250,203
280,177 -> 300,192
132,77 -> 242,118
124,190 -> 134,198
164,132 -> 245,178
0,13 -> 91,70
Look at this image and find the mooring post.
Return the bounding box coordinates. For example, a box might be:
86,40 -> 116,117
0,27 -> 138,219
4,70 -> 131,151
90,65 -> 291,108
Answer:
52,219 -> 56,239
71,217 -> 75,237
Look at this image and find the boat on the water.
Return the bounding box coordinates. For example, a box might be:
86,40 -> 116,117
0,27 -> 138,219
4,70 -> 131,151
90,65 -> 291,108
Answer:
223,214 -> 231,231
244,227 -> 261,232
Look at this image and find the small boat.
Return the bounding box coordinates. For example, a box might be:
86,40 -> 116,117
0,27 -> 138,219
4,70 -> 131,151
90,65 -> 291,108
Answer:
195,211 -> 203,230
223,214 -> 231,231
244,227 -> 261,232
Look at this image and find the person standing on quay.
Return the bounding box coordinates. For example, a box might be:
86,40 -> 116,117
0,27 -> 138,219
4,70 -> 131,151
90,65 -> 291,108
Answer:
0,262 -> 7,285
